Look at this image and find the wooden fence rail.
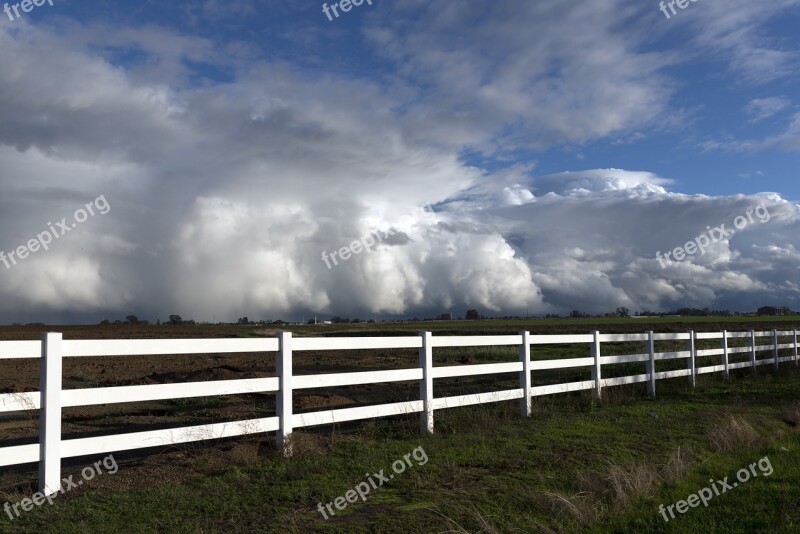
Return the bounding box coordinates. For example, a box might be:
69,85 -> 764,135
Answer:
0,328 -> 797,495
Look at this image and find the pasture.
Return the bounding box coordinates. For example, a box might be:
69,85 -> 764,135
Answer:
0,317 -> 799,532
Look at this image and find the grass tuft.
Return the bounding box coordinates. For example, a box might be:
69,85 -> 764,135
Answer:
710,415 -> 760,452
605,462 -> 659,510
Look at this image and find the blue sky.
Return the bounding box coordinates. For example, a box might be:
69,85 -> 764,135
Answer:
27,0 -> 798,199
0,0 -> 799,322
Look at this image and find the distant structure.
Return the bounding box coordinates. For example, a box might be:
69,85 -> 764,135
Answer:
757,306 -> 779,316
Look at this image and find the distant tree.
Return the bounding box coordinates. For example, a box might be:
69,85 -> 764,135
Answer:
99,319 -> 111,326
156,319 -> 161,326
570,310 -> 583,318
616,307 -> 630,318
126,315 -> 139,325
169,315 -> 183,325
465,309 -> 480,320
238,317 -> 249,325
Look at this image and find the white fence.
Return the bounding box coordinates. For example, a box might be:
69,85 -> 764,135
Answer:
0,328 -> 797,495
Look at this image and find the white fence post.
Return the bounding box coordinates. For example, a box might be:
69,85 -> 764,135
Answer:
519,331 -> 531,417
646,331 -> 656,397
39,332 -> 63,496
750,330 -> 757,376
687,331 -> 696,388
794,328 -> 798,368
419,331 -> 434,434
590,331 -> 602,399
276,331 -> 293,456
721,330 -> 730,380
773,329 -> 780,372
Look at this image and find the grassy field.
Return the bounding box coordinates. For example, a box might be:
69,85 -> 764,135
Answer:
1,318 -> 798,533
2,315 -> 798,342
291,315 -> 800,333
1,368 -> 799,532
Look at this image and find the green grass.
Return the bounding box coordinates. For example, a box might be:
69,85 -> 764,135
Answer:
3,368 -> 800,533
